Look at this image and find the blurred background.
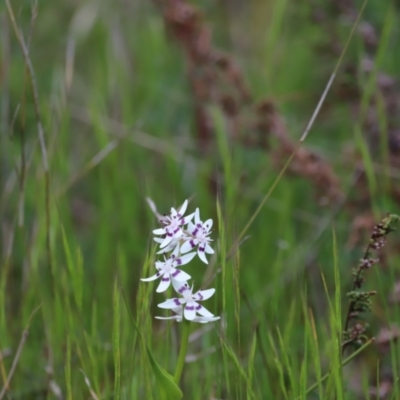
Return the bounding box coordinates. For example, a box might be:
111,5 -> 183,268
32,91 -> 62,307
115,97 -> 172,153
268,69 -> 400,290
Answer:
2,0 -> 400,398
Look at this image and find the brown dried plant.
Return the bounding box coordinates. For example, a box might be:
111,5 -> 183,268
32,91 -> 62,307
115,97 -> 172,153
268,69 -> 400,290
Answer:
156,0 -> 343,204
342,213 -> 400,353
312,0 -> 400,212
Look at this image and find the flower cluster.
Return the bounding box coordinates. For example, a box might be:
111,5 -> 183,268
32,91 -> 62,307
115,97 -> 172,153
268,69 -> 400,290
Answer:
142,199 -> 219,323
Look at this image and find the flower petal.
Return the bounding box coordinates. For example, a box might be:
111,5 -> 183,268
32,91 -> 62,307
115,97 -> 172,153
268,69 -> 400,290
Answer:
171,269 -> 191,282
175,252 -> 196,266
184,302 -> 197,320
158,298 -> 184,309
190,222 -> 202,237
181,212 -> 195,224
141,272 -> 161,282
155,238 -> 179,254
194,208 -> 200,224
155,261 -> 164,270
203,218 -> 213,232
197,248 -> 208,264
205,243 -> 214,254
170,206 -> 178,217
159,235 -> 174,249
156,274 -> 171,292
153,228 -> 166,235
178,199 -> 188,216
156,246 -> 172,254
172,280 -> 191,296
193,315 -> 220,323
196,304 -> 214,317
155,315 -> 182,322
193,288 -> 215,301
171,229 -> 184,239
181,239 -> 198,254
171,243 -> 181,257
185,221 -> 195,233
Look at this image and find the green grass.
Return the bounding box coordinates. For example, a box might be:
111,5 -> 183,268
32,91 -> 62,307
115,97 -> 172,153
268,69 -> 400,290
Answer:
1,0 -> 400,398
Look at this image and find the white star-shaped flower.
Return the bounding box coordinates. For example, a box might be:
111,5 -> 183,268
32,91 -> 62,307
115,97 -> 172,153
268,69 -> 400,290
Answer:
141,245 -> 195,293
155,306 -> 220,324
153,236 -> 182,254
153,200 -> 195,249
181,208 -> 214,264
158,280 -> 216,321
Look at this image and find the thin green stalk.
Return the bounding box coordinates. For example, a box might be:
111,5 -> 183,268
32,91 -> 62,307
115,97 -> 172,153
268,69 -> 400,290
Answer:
174,319 -> 191,384
296,338 -> 374,399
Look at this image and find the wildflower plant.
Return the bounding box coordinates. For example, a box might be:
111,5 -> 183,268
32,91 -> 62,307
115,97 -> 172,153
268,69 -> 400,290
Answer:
142,199 -> 220,385
342,213 -> 400,353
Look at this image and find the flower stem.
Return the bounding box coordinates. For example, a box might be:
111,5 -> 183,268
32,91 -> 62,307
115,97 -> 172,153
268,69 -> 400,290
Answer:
174,318 -> 191,384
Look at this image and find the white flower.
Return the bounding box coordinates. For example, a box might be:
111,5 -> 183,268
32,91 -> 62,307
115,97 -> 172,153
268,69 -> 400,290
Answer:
181,208 -> 214,264
153,236 -> 182,254
158,280 -> 217,321
153,200 -> 195,249
155,306 -> 220,324
141,245 -> 196,293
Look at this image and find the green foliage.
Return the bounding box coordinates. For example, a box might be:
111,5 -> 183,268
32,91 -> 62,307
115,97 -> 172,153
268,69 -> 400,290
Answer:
122,290 -> 183,400
1,0 -> 400,398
